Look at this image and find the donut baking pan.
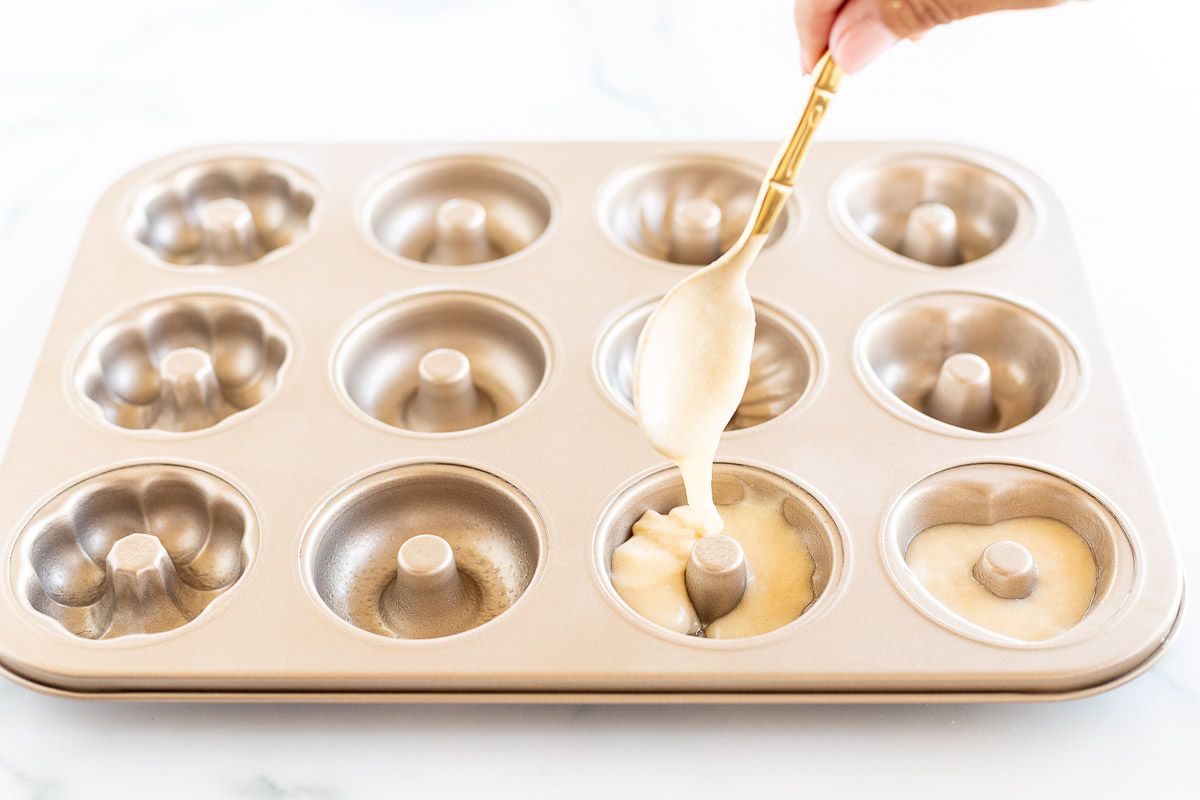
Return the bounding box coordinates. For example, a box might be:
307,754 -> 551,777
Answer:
0,143 -> 1182,702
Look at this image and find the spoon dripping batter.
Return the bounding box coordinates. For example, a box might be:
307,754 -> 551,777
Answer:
632,55 -> 843,535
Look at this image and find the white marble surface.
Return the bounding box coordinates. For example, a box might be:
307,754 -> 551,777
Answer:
1,1 -> 1197,797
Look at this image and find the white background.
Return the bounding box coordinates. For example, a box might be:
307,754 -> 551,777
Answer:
1,1 -> 1197,797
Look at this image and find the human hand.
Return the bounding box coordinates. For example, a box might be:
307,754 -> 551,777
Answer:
794,0 -> 1065,74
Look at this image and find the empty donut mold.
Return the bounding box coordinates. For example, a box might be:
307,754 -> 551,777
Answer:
856,291 -> 1080,434
73,293 -> 291,433
833,154 -> 1027,267
365,155 -> 552,267
13,464 -> 257,640
599,155 -> 794,266
303,463 -> 544,639
128,157 -> 318,267
333,290 -> 550,434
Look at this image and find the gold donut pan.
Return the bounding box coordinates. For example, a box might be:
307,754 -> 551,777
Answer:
0,143 -> 1183,702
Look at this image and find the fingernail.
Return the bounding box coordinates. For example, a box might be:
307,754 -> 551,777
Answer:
831,17 -> 899,74
798,49 -> 814,75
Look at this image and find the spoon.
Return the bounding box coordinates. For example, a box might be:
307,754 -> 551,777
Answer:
633,54 -> 843,535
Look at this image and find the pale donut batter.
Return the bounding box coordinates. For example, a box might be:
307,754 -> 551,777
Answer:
905,517 -> 1097,641
610,506 -> 705,636
611,491 -> 816,639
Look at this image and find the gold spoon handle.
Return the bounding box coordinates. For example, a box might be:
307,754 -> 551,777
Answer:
748,53 -> 844,237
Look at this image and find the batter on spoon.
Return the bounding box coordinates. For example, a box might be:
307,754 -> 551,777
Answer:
631,241 -> 762,535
